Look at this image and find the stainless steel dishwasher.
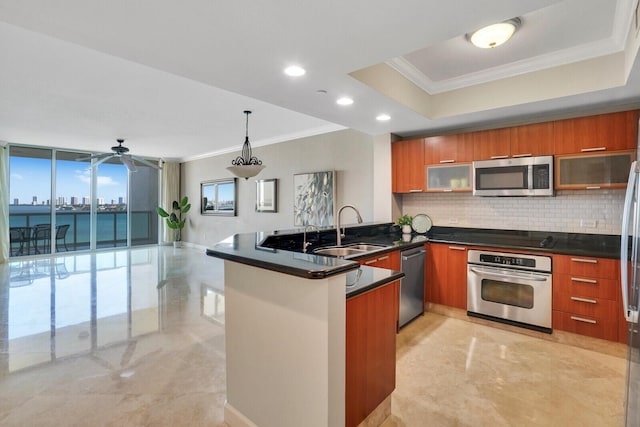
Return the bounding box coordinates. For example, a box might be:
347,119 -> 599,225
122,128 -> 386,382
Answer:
399,247 -> 426,328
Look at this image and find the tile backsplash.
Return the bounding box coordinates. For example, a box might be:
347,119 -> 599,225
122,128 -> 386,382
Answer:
402,189 -> 624,235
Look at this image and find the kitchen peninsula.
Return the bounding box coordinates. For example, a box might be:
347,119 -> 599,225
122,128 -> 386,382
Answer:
207,231 -> 404,427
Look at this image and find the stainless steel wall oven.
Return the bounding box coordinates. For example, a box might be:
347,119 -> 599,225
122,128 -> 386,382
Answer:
467,249 -> 552,333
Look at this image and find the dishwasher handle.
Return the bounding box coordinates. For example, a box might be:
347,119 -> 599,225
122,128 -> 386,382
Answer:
402,249 -> 426,261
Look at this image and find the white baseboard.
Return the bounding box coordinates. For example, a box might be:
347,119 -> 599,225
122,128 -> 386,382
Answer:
224,402 -> 258,427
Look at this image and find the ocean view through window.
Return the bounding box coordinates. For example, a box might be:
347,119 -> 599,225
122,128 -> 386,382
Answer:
9,145 -> 159,255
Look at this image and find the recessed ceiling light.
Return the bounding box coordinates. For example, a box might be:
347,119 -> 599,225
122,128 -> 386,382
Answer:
336,97 -> 354,106
376,114 -> 391,121
468,18 -> 521,49
284,65 -> 306,77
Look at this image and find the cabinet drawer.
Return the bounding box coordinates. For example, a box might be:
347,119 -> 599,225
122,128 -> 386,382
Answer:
553,273 -> 618,300
552,310 -> 618,341
552,289 -> 617,318
553,255 -> 619,279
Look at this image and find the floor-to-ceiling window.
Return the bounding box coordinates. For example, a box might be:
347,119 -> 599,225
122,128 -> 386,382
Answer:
8,145 -> 159,256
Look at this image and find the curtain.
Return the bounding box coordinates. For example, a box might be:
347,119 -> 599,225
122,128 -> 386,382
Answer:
160,161 -> 180,244
0,144 -> 9,263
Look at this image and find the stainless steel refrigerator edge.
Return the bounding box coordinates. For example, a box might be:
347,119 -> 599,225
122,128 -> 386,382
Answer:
621,121 -> 640,427
399,247 -> 425,328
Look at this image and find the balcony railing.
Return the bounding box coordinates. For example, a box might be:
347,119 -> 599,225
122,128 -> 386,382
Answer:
9,210 -> 157,256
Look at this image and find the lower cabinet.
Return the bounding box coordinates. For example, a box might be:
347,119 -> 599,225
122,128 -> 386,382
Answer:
359,251 -> 401,330
552,254 -> 621,342
426,243 -> 467,309
346,280 -> 398,427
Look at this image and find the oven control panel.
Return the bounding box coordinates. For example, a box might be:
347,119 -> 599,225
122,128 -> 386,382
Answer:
468,250 -> 552,273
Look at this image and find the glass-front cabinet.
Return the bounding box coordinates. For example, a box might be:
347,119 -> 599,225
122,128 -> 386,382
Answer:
425,163 -> 472,192
555,150 -> 635,190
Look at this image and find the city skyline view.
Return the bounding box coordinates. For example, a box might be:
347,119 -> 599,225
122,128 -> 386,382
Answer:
10,156 -> 129,205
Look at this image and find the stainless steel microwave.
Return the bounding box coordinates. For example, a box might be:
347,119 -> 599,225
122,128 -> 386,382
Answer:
472,156 -> 554,196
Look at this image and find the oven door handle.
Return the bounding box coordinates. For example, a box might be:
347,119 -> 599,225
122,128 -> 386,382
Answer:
469,266 -> 549,282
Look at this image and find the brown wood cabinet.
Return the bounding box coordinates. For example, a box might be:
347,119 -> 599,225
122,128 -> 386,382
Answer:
424,134 -> 473,165
553,110 -> 638,155
552,254 -> 620,341
359,251 -> 401,330
346,280 -> 397,427
426,243 -> 467,309
472,128 -> 512,160
555,150 -> 635,190
510,122 -> 555,157
392,139 -> 425,193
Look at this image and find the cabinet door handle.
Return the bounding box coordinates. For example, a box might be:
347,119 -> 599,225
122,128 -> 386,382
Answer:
443,189 -> 453,192
439,159 -> 455,163
490,155 -> 509,159
409,189 -> 423,193
377,255 -> 389,261
511,153 -> 532,158
586,186 -> 601,190
448,246 -> 466,251
570,316 -> 597,324
571,277 -> 598,284
364,259 -> 377,265
571,296 -> 597,304
571,257 -> 598,264
580,147 -> 606,152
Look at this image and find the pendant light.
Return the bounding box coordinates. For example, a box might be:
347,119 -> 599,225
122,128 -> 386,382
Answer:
227,110 -> 265,179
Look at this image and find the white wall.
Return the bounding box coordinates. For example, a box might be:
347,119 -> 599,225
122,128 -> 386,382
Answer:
402,189 -> 624,235
181,129 -> 375,247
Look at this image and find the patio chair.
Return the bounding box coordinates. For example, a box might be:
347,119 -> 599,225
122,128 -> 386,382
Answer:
31,224 -> 51,254
10,227 -> 28,256
55,224 -> 70,252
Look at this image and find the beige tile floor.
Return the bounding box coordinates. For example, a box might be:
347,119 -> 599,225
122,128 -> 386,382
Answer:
0,247 -> 628,426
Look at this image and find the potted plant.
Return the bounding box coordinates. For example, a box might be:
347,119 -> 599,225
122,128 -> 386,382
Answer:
397,214 -> 413,234
157,196 -> 191,247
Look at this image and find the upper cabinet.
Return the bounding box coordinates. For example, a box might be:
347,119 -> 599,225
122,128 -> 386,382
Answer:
510,122 -> 555,158
424,134 -> 473,165
554,110 -> 638,155
392,138 -> 425,193
473,123 -> 554,160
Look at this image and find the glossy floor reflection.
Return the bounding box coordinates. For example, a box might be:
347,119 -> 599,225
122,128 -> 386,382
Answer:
0,247 -> 627,426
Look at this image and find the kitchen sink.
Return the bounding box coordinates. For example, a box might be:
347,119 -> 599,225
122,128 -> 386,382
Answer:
313,247 -> 366,257
313,242 -> 391,258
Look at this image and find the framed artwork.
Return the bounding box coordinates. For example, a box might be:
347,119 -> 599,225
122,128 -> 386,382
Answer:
293,171 -> 335,227
256,179 -> 278,213
201,178 -> 237,216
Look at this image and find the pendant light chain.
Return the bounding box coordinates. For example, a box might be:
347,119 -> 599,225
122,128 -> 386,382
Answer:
231,110 -> 262,167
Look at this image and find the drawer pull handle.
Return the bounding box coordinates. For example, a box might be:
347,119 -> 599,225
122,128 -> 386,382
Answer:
511,153 -> 532,158
449,246 -> 466,251
439,159 -> 455,163
409,189 -> 423,193
570,316 -> 597,324
364,260 -> 377,265
580,147 -> 606,152
571,258 -> 598,264
443,189 -> 453,192
490,155 -> 509,159
571,277 -> 598,284
571,296 -> 597,304
586,186 -> 601,190
377,255 -> 389,261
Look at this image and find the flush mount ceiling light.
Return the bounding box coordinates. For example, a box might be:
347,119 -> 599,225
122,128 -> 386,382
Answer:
284,65 -> 306,77
227,110 -> 265,180
468,18 -> 521,49
336,97 -> 354,106
376,114 -> 391,121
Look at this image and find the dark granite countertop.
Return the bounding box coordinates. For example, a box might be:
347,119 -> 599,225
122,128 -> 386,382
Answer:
426,226 -> 622,259
345,265 -> 404,299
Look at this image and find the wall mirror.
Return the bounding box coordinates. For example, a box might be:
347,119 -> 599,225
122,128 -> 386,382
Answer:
201,178 -> 237,216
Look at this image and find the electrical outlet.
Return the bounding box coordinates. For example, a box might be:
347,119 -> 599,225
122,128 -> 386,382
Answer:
580,219 -> 597,228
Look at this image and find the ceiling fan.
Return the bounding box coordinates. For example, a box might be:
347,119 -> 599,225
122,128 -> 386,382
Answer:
77,139 -> 161,172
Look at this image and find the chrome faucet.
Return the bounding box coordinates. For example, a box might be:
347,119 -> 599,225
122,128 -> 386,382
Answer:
302,224 -> 319,253
336,205 -> 363,246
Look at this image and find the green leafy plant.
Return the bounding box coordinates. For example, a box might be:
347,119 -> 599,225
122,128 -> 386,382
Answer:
157,196 -> 191,242
396,214 -> 413,226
